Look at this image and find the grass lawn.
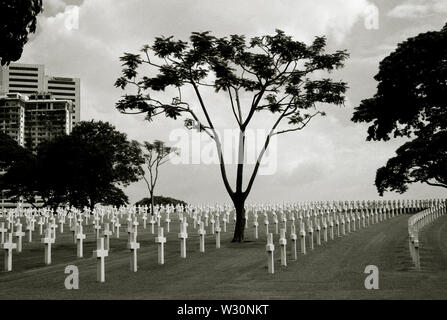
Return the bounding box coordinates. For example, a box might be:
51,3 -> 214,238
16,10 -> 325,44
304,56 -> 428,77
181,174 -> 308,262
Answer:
1,213 -> 446,299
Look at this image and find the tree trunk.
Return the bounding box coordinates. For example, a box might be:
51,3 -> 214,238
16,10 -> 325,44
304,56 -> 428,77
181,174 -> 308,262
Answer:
232,129 -> 246,242
150,191 -> 155,216
89,197 -> 95,212
231,197 -> 246,242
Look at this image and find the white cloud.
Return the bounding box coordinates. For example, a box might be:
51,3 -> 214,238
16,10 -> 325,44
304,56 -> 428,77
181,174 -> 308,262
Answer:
43,0 -> 68,16
388,0 -> 447,19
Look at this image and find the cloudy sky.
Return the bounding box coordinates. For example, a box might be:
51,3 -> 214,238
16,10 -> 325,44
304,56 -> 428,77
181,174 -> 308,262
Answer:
19,0 -> 447,204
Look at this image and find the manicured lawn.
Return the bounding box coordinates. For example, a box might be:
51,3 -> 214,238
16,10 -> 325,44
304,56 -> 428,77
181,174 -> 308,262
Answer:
1,213 -> 446,299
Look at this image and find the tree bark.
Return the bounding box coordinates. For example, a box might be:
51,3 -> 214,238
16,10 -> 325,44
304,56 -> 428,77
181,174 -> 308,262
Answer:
150,190 -> 155,216
231,128 -> 247,242
231,194 -> 246,242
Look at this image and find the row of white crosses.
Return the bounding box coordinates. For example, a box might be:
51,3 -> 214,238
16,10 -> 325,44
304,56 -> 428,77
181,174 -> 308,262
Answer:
0,198 -> 439,276
407,200 -> 446,270
261,199 -> 438,274
0,215 -> 55,271
77,204 -> 227,281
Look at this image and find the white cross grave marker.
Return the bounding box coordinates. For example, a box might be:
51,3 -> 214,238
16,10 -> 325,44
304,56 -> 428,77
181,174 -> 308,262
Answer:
308,220 -> 314,250
165,213 -> 171,233
300,221 -> 306,255
329,217 -> 334,241
266,233 -> 275,274
155,227 -> 167,265
127,230 -> 140,272
210,215 -> 215,235
316,219 -> 321,246
94,222 -> 101,240
142,214 -> 147,229
264,215 -> 269,236
26,221 -> 34,243
103,223 -> 113,251
115,220 -> 121,238
76,224 -> 86,258
93,237 -> 108,282
1,233 -> 16,271
279,228 -> 287,266
149,215 -> 155,234
41,228 -> 55,265
178,222 -> 188,258
253,219 -> 259,240
215,220 -> 221,249
273,214 -> 279,234
0,222 -> 7,244
59,217 -> 65,233
290,224 -> 297,260
14,224 -> 25,253
198,222 -> 206,253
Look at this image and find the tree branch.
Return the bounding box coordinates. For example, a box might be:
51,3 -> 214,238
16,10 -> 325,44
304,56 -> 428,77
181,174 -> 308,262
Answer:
243,104 -> 292,196
273,111 -> 322,136
228,87 -> 241,126
425,180 -> 447,188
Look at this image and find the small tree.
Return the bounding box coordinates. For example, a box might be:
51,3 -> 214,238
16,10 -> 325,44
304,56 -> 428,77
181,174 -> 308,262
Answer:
115,30 -> 348,242
352,23 -> 447,195
0,0 -> 43,65
141,140 -> 178,215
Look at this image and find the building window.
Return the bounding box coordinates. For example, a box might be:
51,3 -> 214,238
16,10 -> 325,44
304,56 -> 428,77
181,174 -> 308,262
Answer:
51,92 -> 76,97
9,84 -> 38,88
48,86 -> 76,91
9,76 -> 38,81
9,66 -> 38,71
48,80 -> 75,85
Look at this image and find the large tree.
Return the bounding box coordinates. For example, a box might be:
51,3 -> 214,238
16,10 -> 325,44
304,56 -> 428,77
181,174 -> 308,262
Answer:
115,30 -> 348,242
352,23 -> 447,195
1,121 -> 144,210
63,121 -> 144,210
0,0 -> 43,65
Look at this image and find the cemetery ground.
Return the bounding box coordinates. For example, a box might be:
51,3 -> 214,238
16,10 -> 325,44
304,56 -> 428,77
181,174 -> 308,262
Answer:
1,214 -> 446,299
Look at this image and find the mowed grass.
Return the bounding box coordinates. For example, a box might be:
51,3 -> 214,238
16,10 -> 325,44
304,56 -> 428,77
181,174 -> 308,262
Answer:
1,213 -> 447,299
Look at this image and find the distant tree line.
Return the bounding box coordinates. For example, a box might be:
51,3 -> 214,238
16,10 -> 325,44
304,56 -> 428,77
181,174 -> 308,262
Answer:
135,196 -> 187,208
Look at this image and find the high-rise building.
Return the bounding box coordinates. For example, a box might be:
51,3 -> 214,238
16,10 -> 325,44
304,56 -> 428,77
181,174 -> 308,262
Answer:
0,62 -> 80,123
45,76 -> 80,123
23,92 -> 74,151
0,93 -> 26,147
0,92 -> 73,208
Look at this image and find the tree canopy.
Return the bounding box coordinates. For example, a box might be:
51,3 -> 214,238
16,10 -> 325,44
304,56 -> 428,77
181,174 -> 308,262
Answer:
115,30 -> 349,241
352,23 -> 447,194
1,121 -> 144,209
0,134 -> 37,206
0,131 -> 29,171
0,0 -> 43,65
375,131 -> 447,195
